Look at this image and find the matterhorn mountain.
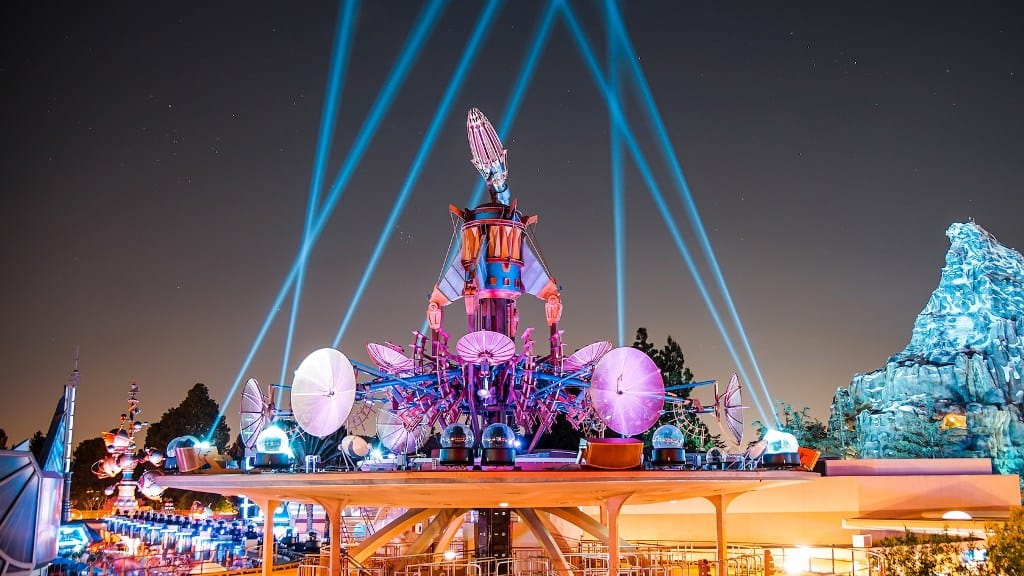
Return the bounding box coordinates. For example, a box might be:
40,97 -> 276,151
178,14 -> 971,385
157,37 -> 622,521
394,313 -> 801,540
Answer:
832,221 -> 1024,477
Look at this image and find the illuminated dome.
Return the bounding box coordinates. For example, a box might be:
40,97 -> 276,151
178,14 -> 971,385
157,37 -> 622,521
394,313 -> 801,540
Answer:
255,426 -> 292,456
479,423 -> 515,466
763,430 -> 799,455
761,429 -> 801,468
480,423 -> 514,450
438,423 -> 475,466
652,425 -> 685,450
441,423 -> 474,448
650,424 -> 687,467
252,426 -> 293,469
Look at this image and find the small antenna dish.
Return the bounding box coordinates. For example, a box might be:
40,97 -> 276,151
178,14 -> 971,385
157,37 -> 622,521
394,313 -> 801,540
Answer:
714,373 -> 745,448
239,378 -> 270,450
291,348 -> 356,438
366,342 -> 415,374
589,347 -> 665,436
456,330 -> 516,364
563,340 -> 613,373
376,408 -> 431,454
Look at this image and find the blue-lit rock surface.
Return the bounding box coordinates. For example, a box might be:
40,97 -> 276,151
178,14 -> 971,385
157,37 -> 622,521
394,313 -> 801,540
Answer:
833,221 -> 1024,475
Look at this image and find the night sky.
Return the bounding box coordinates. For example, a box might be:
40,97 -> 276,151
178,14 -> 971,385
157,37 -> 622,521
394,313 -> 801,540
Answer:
2,2 -> 1022,448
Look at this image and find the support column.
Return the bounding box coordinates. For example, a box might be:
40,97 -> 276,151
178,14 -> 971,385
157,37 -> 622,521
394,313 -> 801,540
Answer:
517,509 -> 573,576
603,494 -> 631,576
251,497 -> 281,576
351,508 -> 436,564
317,498 -> 347,576
705,493 -> 741,572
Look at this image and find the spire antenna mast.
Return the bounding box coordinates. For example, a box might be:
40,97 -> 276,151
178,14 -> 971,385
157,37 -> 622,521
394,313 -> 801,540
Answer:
61,346 -> 80,523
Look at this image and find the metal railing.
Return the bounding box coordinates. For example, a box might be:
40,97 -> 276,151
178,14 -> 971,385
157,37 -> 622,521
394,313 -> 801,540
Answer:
282,539 -> 880,576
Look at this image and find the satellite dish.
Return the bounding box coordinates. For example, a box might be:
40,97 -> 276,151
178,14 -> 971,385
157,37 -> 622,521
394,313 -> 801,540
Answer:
714,373 -> 745,448
456,330 -> 516,364
376,409 -> 431,454
589,347 -> 665,436
291,348 -> 356,438
366,342 -> 415,374
240,378 -> 270,450
563,341 -> 613,373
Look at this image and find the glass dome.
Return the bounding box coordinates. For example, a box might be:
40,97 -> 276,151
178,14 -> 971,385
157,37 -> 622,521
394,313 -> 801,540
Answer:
651,425 -> 685,449
165,435 -> 200,455
480,423 -> 514,449
441,423 -> 474,448
255,426 -> 293,457
763,429 -> 799,454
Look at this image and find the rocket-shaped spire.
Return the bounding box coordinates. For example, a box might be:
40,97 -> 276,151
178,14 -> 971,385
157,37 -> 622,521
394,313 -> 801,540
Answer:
466,108 -> 509,204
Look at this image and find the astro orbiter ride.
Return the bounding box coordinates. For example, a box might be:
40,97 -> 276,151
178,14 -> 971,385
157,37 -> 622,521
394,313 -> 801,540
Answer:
361,107 -> 618,452
251,108 -> 744,456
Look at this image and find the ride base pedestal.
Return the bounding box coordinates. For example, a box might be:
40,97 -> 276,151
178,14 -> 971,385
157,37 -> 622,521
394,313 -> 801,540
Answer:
480,448 -> 516,467
439,447 -> 474,467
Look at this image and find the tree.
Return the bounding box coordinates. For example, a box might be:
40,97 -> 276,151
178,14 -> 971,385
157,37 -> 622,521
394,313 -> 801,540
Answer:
0,428 -> 8,450
68,437 -> 110,511
631,328 -> 717,451
530,328 -> 711,451
753,401 -> 864,458
532,414 -> 584,452
142,383 -> 232,510
145,383 -> 232,453
29,430 -> 46,465
986,507 -> 1024,576
888,412 -> 950,457
874,530 -> 973,576
226,433 -> 246,464
754,403 -> 825,447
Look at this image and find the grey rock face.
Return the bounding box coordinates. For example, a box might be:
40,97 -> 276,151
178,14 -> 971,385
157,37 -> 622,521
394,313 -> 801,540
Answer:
833,222 -> 1024,475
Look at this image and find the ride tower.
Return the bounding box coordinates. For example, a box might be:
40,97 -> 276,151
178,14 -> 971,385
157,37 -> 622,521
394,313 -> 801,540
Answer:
426,108 -> 563,438
427,108 -> 564,570
248,108 -> 744,574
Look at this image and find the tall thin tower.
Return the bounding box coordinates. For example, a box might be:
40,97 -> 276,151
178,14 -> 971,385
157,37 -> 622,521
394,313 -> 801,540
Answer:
61,347 -> 79,523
